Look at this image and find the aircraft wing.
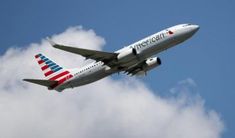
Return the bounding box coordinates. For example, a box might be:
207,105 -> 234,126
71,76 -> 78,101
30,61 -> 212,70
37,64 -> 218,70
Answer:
124,63 -> 143,76
49,40 -> 118,65
123,59 -> 148,76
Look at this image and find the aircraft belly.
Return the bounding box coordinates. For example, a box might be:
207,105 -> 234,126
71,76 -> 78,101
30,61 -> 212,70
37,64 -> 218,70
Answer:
71,67 -> 111,87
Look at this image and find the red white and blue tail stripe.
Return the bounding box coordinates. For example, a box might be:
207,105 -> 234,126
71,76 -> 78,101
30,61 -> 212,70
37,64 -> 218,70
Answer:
35,53 -> 73,86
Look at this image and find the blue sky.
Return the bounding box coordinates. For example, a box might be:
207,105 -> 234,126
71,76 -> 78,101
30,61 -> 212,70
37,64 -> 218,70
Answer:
0,0 -> 234,137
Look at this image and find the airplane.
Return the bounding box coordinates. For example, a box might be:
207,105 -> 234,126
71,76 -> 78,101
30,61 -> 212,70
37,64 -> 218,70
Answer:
23,23 -> 200,92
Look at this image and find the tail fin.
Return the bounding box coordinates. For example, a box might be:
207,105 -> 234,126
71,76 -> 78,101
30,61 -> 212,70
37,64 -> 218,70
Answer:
34,53 -> 73,82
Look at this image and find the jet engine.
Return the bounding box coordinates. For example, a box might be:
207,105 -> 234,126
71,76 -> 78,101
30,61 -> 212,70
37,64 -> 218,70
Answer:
143,57 -> 161,71
134,57 -> 161,76
117,48 -> 137,63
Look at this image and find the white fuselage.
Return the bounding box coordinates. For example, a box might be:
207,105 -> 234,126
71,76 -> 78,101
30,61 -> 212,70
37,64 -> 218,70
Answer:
55,24 -> 199,91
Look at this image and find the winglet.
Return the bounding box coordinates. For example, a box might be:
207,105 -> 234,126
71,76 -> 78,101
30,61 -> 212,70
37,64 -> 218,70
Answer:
46,37 -> 56,47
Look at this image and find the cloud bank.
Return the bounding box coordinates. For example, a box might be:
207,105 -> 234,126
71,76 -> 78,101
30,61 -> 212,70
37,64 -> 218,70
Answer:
0,26 -> 224,138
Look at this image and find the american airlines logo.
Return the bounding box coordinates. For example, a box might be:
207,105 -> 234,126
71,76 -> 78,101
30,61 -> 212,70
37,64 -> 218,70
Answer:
133,33 -> 165,50
168,30 -> 174,35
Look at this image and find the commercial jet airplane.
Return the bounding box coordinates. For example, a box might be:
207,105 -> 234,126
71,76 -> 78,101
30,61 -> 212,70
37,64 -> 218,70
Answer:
23,23 -> 199,92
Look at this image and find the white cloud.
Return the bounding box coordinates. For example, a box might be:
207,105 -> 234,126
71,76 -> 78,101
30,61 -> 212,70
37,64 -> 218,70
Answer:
0,26 -> 224,138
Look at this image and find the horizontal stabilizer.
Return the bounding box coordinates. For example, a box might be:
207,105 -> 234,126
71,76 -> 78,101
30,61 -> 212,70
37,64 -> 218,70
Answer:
23,79 -> 58,87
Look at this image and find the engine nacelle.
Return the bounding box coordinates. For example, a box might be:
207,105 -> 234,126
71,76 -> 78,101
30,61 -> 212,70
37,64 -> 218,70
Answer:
117,48 -> 137,62
134,57 -> 161,76
143,57 -> 161,70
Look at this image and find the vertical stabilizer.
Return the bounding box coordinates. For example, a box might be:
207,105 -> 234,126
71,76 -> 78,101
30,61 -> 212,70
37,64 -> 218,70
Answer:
34,53 -> 73,84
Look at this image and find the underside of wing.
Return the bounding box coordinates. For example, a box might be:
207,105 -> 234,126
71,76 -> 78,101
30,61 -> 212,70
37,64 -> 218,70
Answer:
124,63 -> 144,76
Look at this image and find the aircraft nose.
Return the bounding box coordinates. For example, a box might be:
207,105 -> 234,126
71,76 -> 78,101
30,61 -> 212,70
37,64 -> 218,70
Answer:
191,24 -> 200,33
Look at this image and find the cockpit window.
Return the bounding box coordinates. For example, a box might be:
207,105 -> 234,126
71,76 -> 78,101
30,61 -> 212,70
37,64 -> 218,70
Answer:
182,24 -> 192,27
